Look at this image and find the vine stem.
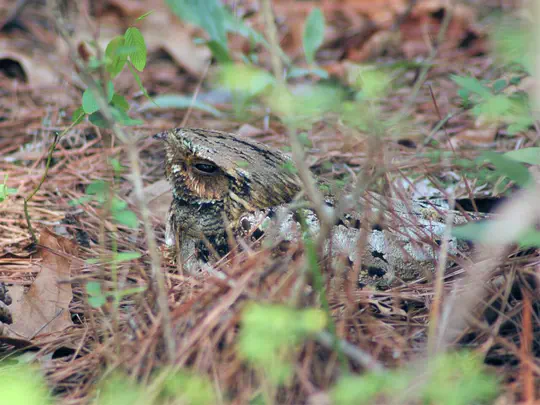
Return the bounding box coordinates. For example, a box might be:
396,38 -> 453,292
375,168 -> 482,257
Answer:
24,118 -> 77,244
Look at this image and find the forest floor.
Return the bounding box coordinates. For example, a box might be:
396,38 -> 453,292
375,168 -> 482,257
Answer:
0,1 -> 538,404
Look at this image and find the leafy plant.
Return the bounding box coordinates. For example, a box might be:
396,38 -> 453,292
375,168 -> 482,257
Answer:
238,303 -> 326,384
70,180 -> 139,229
0,364 -> 52,405
452,74 -> 532,134
74,14 -> 152,128
330,351 -> 498,405
0,174 -> 17,203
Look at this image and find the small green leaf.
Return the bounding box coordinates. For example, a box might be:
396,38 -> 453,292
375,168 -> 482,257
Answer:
111,106 -> 144,126
88,295 -> 107,308
136,10 -> 154,21
504,147 -> 540,165
111,197 -> 128,212
68,195 -> 93,206
86,180 -> 108,196
450,75 -> 492,98
86,282 -> 106,308
303,8 -> 325,65
218,64 -> 275,98
281,160 -> 298,174
72,106 -> 86,125
88,112 -> 110,128
482,151 -> 531,186
105,36 -> 128,78
298,132 -> 312,147
113,209 -> 139,228
124,27 -> 147,71
112,251 -> 142,263
206,40 -> 232,64
86,281 -> 102,295
452,221 -> 489,242
492,79 -> 507,93
516,227 -> 540,248
166,0 -> 227,50
111,94 -> 130,111
82,88 -> 100,114
109,158 -> 124,173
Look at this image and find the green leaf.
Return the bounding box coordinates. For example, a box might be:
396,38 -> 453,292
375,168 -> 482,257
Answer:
452,221 -> 489,242
68,195 -> 93,206
303,8 -> 325,65
492,79 -> 507,93
0,365 -> 53,405
86,282 -> 106,308
110,197 -> 128,212
113,209 -> 139,228
71,106 -> 86,125
424,351 -> 499,405
111,94 -> 129,112
206,40 -> 232,63
482,151 -> 531,186
86,281 -> 102,296
128,63 -> 153,103
112,251 -> 142,263
109,158 -> 124,174
86,180 -> 108,196
166,0 -> 228,50
88,295 -> 107,308
450,75 -> 492,98
124,27 -> 147,71
504,147 -> 540,165
105,36 -> 128,78
218,64 -> 275,98
82,88 -> 100,114
516,227 -> 540,248
136,10 -> 154,21
140,94 -> 223,117
111,106 -> 144,126
88,112 -> 110,129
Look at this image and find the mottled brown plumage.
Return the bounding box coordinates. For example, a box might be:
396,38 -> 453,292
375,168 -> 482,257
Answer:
155,127 -> 481,286
154,128 -> 301,268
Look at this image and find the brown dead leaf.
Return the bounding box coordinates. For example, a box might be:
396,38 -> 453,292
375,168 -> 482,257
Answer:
0,36 -> 58,86
400,1 -> 484,59
140,10 -> 211,77
448,125 -> 498,148
4,229 -> 76,342
134,179 -> 172,221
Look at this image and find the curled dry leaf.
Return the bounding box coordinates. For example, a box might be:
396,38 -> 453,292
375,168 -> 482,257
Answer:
0,37 -> 58,86
132,179 -> 172,221
2,229 -> 76,343
139,10 -> 211,77
400,1 -> 484,59
448,124 -> 498,148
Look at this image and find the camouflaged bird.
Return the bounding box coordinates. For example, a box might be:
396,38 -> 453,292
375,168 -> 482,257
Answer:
154,128 -> 478,287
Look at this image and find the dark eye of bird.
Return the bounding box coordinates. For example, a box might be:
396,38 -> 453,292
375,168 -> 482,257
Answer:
193,162 -> 218,174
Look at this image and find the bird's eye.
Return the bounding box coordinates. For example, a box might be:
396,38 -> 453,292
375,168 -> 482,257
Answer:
193,162 -> 218,174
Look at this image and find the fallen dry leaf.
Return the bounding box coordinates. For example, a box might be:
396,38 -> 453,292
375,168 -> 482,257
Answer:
0,36 -> 58,86
135,179 -> 172,221
3,229 -> 76,342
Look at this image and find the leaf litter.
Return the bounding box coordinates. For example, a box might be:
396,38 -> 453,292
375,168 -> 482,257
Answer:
0,0 -> 538,404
